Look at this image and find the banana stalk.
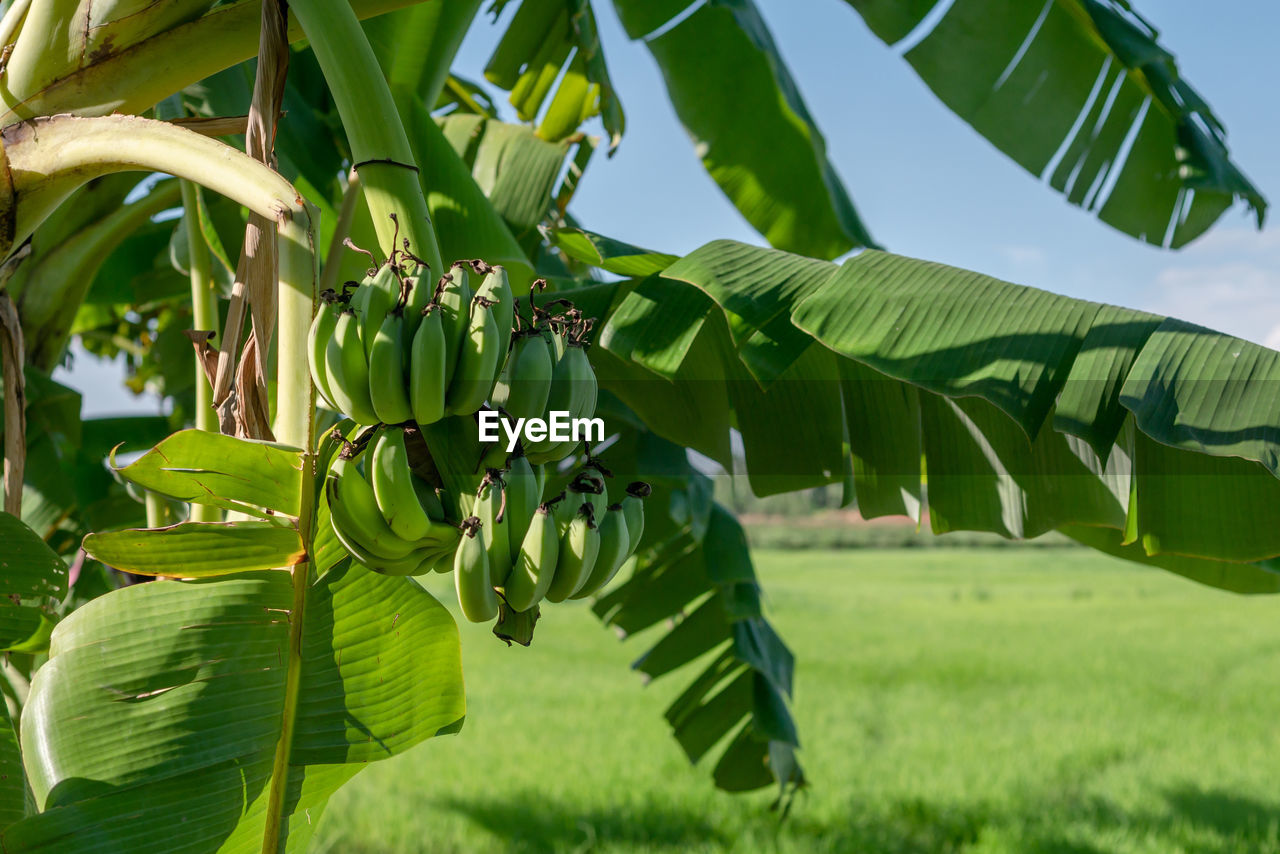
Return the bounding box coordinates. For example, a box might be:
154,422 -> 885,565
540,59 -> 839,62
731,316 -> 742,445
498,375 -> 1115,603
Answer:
180,179 -> 222,524
0,0 -> 439,124
290,0 -> 443,303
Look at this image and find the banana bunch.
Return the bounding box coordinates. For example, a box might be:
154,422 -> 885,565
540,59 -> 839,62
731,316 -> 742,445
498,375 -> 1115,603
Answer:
323,426 -> 651,643
308,246 -> 514,428
478,471 -> 645,617
492,293 -> 598,466
324,426 -> 460,576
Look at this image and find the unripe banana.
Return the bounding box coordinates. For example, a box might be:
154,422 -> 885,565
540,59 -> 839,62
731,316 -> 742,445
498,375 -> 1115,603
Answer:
412,473 -> 446,522
327,457 -> 419,559
354,265 -> 399,358
538,328 -> 571,415
565,345 -> 599,422
473,265 -> 513,373
308,300 -> 342,410
503,455 -> 542,563
324,309 -> 380,426
546,504 -> 599,603
444,297 -> 502,416
437,264 -> 473,388
409,306 -> 447,426
369,427 -> 432,542
454,517 -> 499,622
328,505 -> 433,576
503,504 -> 558,611
577,471 -> 608,523
570,504 -> 628,600
368,312 -> 414,425
477,413 -> 509,471
526,333 -> 594,464
620,481 -> 650,559
474,472 -> 513,586
544,344 -> 598,462
492,332 -> 554,422
401,262 -> 432,327
552,472 -> 605,534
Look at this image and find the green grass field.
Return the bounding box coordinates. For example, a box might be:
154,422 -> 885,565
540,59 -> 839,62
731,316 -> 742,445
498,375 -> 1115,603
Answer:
313,549 -> 1280,854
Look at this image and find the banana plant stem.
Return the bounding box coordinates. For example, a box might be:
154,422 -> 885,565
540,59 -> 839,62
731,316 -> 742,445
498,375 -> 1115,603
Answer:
0,0 -> 31,49
180,179 -> 222,523
2,115 -> 305,258
259,194 -> 318,854
0,0 -> 434,124
290,0 -> 444,312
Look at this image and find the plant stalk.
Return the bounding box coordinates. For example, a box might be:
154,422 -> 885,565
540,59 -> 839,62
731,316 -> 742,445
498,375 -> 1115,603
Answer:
180,179 -> 222,523
258,195 -> 318,854
0,291 -> 23,517
0,0 -> 435,124
2,115 -> 305,258
290,0 -> 443,311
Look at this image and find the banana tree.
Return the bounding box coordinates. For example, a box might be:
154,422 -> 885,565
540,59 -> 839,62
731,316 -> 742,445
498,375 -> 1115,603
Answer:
0,0 -> 1270,850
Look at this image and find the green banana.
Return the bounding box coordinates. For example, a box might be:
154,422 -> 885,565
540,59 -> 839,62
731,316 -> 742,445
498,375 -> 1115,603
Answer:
473,265 -> 513,373
401,262 -> 432,325
437,263 -> 473,388
503,455 -> 543,564
546,503 -> 599,603
548,343 -> 598,461
526,333 -> 596,464
368,311 -> 414,425
444,297 -> 501,416
428,549 -> 456,574
524,329 -> 572,463
577,472 -> 608,522
503,504 -> 558,611
324,309 -> 380,426
328,501 -> 432,576
308,299 -> 342,410
454,517 -> 499,622
570,504 -> 628,600
565,345 -> 598,421
327,457 -> 419,559
369,427 -> 432,542
620,481 -> 650,558
354,264 -> 398,358
492,332 -> 553,422
412,473 -> 446,521
474,471 -> 513,586
409,306 -> 447,426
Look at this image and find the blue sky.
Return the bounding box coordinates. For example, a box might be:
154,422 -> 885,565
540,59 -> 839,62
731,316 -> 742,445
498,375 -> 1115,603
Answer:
60,0 -> 1280,415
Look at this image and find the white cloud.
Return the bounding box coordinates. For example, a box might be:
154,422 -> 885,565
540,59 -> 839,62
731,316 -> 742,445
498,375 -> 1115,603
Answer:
1141,226 -> 1280,348
1000,244 -> 1047,267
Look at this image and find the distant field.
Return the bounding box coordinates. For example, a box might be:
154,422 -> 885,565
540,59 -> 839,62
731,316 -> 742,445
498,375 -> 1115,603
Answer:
314,549 -> 1280,854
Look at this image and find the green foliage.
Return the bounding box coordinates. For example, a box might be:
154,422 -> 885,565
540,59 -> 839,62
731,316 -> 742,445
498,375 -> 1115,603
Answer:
112,430 -> 305,519
564,233 -> 1280,598
83,521 -> 306,578
0,513 -> 68,651
612,0 -> 878,258
0,0 -> 1272,841
845,0 -> 1266,246
5,564 -> 464,852
318,548 -> 1280,854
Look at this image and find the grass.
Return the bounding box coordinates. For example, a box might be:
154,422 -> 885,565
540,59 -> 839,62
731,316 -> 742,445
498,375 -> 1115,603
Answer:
313,548 -> 1280,854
